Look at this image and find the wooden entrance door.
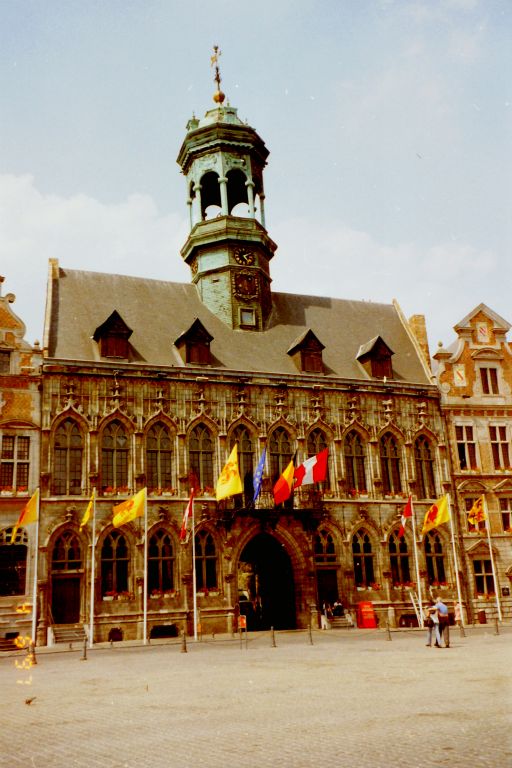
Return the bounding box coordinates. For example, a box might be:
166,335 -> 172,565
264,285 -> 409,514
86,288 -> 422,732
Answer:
51,577 -> 81,624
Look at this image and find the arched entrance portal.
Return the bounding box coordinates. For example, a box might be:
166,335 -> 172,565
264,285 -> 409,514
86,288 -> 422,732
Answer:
238,533 -> 296,631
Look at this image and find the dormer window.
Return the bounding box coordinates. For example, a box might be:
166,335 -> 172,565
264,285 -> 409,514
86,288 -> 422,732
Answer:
287,330 -> 325,374
357,336 -> 394,379
0,350 -> 11,374
175,319 -> 213,366
93,311 -> 132,360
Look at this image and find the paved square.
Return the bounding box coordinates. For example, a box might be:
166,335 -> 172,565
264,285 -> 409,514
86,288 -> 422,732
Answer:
1,626 -> 510,767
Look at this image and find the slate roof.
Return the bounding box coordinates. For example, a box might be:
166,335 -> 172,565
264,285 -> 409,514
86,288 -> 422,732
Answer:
45,265 -> 431,384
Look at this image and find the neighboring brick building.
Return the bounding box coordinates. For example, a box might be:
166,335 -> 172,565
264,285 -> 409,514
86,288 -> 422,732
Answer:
0,277 -> 42,646
434,303 -> 512,623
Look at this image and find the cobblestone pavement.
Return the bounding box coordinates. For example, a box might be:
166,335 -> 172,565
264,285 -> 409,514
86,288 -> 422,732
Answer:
1,625 -> 511,768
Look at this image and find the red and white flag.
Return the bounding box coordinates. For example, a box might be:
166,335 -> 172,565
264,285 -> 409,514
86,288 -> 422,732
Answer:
293,448 -> 329,489
398,495 -> 413,537
180,490 -> 194,541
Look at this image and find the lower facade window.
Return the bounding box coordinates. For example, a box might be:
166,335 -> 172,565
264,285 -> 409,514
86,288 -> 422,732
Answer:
101,531 -> 129,596
473,559 -> 494,595
352,529 -> 374,587
389,533 -> 411,585
0,528 -> 28,595
425,533 -> 446,585
148,529 -> 175,594
195,531 -> 218,591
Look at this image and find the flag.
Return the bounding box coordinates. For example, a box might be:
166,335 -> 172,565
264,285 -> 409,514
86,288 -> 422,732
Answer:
421,495 -> 450,537
253,447 -> 266,503
80,489 -> 95,531
293,448 -> 329,489
273,460 -> 295,505
398,494 -> 413,537
112,488 -> 146,528
180,490 -> 194,541
11,490 -> 39,542
467,495 -> 486,525
216,445 -> 243,501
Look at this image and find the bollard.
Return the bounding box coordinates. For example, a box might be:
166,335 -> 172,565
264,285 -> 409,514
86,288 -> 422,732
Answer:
81,637 -> 87,662
181,629 -> 188,653
459,623 -> 466,638
494,617 -> 500,636
239,628 -> 242,650
271,626 -> 277,648
308,618 -> 313,646
385,620 -> 392,641
28,641 -> 37,666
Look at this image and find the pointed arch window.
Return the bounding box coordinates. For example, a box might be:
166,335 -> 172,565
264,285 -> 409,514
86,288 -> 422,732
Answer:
352,529 -> 375,587
148,529 -> 175,595
146,423 -> 173,492
195,530 -> 218,591
314,528 -> 336,563
389,533 -> 410,586
53,419 -> 83,495
231,425 -> 254,503
0,528 -> 28,595
52,531 -> 82,571
101,420 -> 129,492
424,533 -> 446,586
269,427 -> 293,483
379,433 -> 402,495
306,428 -> 330,489
189,424 -> 214,491
414,436 -> 436,499
101,530 -> 129,596
344,431 -> 367,493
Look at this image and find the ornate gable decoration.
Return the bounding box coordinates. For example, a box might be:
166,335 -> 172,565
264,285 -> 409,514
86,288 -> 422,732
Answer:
287,329 -> 325,374
357,336 -> 394,379
174,318 -> 213,365
93,311 -> 133,360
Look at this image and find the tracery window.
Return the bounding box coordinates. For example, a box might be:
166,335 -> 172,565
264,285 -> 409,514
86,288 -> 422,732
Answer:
52,531 -> 82,571
0,435 -> 30,492
424,533 -> 446,585
389,533 -> 411,586
101,530 -> 129,596
414,435 -> 436,499
314,529 -> 336,563
231,425 -> 254,502
344,431 -> 366,493
0,528 -> 27,595
195,531 -> 218,591
352,529 -> 375,587
379,433 -> 402,495
53,419 -> 83,495
188,424 -> 214,490
306,428 -> 329,489
101,420 -> 129,492
148,529 -> 175,594
269,427 -> 293,482
146,423 -> 173,492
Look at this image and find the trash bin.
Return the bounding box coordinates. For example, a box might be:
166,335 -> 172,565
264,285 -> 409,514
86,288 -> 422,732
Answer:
477,609 -> 487,624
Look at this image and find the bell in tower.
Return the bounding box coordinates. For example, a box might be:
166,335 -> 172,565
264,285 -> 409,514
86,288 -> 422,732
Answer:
177,47 -> 277,331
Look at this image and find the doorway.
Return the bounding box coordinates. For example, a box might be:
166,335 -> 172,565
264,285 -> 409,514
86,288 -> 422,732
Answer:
238,533 -> 296,630
51,577 -> 81,624
316,568 -> 339,610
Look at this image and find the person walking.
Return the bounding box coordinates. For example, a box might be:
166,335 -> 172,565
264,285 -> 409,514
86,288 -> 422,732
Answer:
436,597 -> 450,648
425,601 -> 441,647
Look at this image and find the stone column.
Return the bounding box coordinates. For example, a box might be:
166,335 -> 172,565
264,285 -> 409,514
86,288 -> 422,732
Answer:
245,180 -> 255,218
193,183 -> 202,221
218,176 -> 229,215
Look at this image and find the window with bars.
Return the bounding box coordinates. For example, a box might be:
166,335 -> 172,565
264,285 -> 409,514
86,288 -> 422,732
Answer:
148,529 -> 175,594
101,421 -> 129,492
473,559 -> 494,595
352,529 -> 375,587
489,425 -> 510,469
414,435 -> 436,499
455,424 -> 478,470
146,423 -> 173,492
379,433 -> 402,494
479,367 -> 499,395
53,419 -> 83,495
195,530 -> 218,590
499,498 -> 512,532
101,530 -> 129,595
344,431 -> 366,493
0,435 -> 30,491
188,424 -> 214,490
424,533 -> 446,585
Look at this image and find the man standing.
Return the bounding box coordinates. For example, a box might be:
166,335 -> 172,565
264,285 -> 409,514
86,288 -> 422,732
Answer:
436,597 -> 450,647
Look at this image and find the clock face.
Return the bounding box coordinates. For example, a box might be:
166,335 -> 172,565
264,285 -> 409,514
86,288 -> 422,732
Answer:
234,272 -> 258,299
234,248 -> 255,266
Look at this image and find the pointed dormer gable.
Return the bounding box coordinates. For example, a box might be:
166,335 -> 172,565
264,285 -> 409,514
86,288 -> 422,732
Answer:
356,336 -> 394,379
287,329 -> 325,374
454,303 -> 511,347
174,318 -> 213,365
93,310 -> 133,360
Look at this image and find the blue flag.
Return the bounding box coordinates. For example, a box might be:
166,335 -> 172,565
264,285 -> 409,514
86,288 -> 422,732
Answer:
253,447 -> 266,503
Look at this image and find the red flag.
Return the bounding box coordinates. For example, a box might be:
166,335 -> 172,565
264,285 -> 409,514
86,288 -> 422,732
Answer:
273,460 -> 295,505
180,490 -> 194,541
293,448 -> 329,489
398,495 -> 413,537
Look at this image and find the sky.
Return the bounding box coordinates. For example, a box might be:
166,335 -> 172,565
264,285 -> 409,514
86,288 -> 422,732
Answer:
1,0 -> 511,353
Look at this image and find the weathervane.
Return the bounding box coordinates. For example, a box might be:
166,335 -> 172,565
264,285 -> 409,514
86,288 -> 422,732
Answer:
211,45 -> 225,105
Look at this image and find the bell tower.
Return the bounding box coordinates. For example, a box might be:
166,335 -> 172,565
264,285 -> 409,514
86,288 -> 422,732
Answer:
177,47 -> 277,331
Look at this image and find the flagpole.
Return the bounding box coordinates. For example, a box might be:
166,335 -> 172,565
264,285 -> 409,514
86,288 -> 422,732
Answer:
143,488 -> 148,645
410,498 -> 423,624
192,490 -> 198,641
447,493 -> 464,625
89,489 -> 96,649
482,495 -> 502,621
31,488 -> 40,644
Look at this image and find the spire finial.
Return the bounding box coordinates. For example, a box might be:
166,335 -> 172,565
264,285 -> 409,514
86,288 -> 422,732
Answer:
211,45 -> 225,105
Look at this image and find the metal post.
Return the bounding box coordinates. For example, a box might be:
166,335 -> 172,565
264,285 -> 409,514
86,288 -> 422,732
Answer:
459,622 -> 466,638
308,618 -> 313,646
28,641 -> 37,666
385,620 -> 392,641
239,628 -> 242,650
494,617 -> 500,636
181,629 -> 188,653
81,637 -> 87,661
271,626 -> 276,648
